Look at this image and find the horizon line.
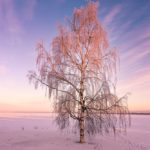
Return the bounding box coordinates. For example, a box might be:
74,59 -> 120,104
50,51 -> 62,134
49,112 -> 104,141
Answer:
0,111 -> 150,114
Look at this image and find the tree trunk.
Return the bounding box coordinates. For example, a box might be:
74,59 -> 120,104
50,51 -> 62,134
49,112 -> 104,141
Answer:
79,80 -> 85,143
79,111 -> 85,143
79,62 -> 85,143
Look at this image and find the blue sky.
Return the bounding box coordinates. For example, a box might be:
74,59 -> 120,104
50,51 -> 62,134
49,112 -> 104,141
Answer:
0,0 -> 150,112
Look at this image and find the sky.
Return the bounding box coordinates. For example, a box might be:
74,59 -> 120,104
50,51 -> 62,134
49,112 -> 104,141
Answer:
0,0 -> 150,113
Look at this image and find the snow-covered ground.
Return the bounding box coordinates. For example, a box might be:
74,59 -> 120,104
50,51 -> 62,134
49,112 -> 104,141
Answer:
0,113 -> 150,150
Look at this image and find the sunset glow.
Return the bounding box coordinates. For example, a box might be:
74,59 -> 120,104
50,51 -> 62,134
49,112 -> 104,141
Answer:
0,0 -> 150,113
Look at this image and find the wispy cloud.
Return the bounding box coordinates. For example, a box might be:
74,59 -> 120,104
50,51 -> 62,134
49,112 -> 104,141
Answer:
0,0 -> 38,47
119,33 -> 150,73
0,0 -> 22,34
23,0 -> 37,21
0,0 -> 37,34
103,4 -> 122,26
118,67 -> 150,96
102,2 -> 150,111
106,1 -> 150,45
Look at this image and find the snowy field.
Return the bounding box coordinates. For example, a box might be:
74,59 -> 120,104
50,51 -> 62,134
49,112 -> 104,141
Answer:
0,113 -> 150,150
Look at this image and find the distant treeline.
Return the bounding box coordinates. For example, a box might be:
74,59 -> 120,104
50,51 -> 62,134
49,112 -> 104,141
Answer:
130,112 -> 150,115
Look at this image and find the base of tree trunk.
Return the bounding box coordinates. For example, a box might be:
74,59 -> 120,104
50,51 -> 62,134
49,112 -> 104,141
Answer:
79,120 -> 85,143
79,141 -> 85,144
79,138 -> 85,143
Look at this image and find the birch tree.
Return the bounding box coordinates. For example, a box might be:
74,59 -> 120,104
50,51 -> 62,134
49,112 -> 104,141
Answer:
28,2 -> 130,143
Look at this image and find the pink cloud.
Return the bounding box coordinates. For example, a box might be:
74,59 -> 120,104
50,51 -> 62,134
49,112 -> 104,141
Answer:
103,4 -> 122,26
0,0 -> 22,34
23,0 -> 37,21
121,42 -> 150,65
118,67 -> 150,93
117,25 -> 150,69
